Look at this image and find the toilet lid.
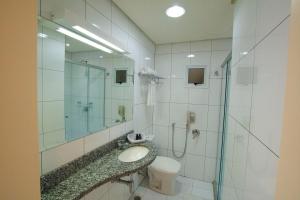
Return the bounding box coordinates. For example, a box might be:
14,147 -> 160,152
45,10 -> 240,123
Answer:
149,156 -> 181,174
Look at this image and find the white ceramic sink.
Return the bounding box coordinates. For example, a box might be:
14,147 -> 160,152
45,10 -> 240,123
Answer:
118,146 -> 149,163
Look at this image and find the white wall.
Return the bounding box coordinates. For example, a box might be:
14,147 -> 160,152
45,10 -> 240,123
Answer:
221,0 -> 290,199
38,23 -> 66,150
154,39 -> 232,182
39,0 -> 155,199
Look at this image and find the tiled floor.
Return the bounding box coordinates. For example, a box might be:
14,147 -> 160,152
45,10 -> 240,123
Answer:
131,176 -> 214,200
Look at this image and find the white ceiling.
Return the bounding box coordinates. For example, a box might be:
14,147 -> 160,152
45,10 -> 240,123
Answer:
113,0 -> 234,44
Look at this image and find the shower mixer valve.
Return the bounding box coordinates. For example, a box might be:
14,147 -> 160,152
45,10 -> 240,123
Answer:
192,129 -> 200,139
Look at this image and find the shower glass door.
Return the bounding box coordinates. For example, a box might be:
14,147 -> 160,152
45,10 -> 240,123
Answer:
65,61 -> 105,141
215,56 -> 231,200
87,66 -> 105,133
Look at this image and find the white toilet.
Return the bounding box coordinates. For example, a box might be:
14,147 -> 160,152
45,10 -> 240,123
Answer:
148,156 -> 181,195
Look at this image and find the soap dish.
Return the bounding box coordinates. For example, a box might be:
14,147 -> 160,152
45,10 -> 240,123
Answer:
127,133 -> 146,144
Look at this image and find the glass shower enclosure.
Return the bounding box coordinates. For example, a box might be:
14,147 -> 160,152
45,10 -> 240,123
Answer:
215,54 -> 232,200
64,60 -> 106,141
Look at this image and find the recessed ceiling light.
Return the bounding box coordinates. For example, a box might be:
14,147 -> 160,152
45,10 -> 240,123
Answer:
38,33 -> 48,38
145,57 -> 151,60
187,54 -> 195,58
240,51 -> 248,55
166,5 -> 185,18
66,43 -> 70,47
99,55 -> 103,58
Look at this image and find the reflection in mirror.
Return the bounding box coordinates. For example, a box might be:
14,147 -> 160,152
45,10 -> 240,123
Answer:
37,18 -> 134,151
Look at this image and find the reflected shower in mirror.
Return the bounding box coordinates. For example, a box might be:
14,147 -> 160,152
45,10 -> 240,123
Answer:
37,18 -> 134,151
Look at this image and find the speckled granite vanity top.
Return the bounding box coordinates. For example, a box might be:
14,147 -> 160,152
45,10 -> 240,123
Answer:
41,139 -> 157,200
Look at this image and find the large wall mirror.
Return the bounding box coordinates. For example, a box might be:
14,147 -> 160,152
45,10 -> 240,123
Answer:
38,18 -> 134,151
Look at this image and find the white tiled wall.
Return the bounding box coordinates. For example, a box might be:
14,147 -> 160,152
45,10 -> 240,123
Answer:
40,0 -> 155,199
221,0 -> 290,199
41,121 -> 130,174
153,39 -> 232,182
38,24 -> 66,150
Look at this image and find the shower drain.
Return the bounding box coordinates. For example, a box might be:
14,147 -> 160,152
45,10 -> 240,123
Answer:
133,195 -> 142,200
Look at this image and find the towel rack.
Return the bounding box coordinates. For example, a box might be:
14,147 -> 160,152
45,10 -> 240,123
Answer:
138,72 -> 165,84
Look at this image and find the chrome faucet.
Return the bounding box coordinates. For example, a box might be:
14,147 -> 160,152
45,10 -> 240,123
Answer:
117,139 -> 129,150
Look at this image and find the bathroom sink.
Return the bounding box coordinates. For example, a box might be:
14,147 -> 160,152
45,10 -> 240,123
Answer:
118,146 -> 149,162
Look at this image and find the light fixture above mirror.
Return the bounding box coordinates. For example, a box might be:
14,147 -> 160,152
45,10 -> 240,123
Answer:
72,25 -> 125,53
56,27 -> 113,53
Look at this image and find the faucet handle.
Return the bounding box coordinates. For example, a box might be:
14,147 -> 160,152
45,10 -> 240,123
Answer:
192,129 -> 200,139
117,139 -> 128,150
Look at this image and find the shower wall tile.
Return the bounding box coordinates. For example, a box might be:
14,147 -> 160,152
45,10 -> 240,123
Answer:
212,39 -> 232,51
231,122 -> 249,200
153,125 -> 169,150
37,33 -> 42,68
204,157 -> 217,182
186,132 -> 206,156
228,50 -> 254,129
188,88 -> 209,105
38,69 -> 43,101
42,37 -> 65,71
153,102 -> 170,126
231,0 -> 257,66
43,70 -> 64,101
191,40 -> 212,52
109,123 -> 125,141
190,51 -> 211,67
133,104 -> 153,132
154,39 -> 232,182
185,154 -> 205,180
205,132 -> 219,158
43,129 -> 65,149
38,102 -> 43,134
221,0 -> 290,199
250,19 -> 289,155
43,101 -> 65,132
156,78 -> 171,102
170,78 -> 189,103
155,54 -> 172,78
243,135 -> 279,200
188,104 -> 208,131
171,53 -> 190,79
155,44 -> 172,54
172,42 -> 190,54
211,51 -> 231,78
208,79 -> 222,105
168,127 -> 187,153
207,106 -> 222,132
157,148 -> 168,157
133,73 -> 147,105
255,0 -> 291,44
170,103 -> 188,128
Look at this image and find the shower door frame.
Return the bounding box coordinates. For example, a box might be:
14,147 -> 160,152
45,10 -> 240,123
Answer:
216,53 -> 232,200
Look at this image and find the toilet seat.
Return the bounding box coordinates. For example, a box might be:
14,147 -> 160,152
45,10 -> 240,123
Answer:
149,156 -> 181,174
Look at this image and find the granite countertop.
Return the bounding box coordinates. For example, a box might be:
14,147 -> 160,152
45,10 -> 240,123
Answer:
41,141 -> 157,200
